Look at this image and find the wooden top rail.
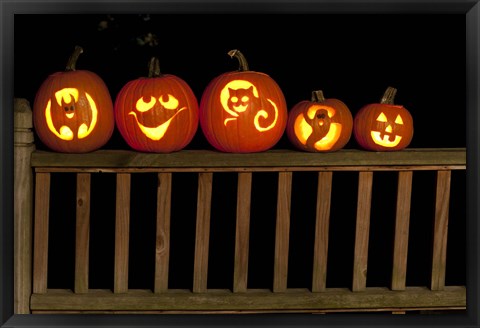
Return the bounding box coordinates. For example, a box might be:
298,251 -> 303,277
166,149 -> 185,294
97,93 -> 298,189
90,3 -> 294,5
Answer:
31,148 -> 466,172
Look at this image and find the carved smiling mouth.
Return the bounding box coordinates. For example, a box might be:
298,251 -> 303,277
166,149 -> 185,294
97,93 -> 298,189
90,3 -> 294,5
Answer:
233,105 -> 247,113
129,107 -> 186,141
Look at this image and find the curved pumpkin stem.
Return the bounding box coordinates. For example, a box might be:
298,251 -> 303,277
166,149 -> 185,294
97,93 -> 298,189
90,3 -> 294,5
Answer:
228,49 -> 249,71
311,90 -> 326,103
380,86 -> 397,105
148,57 -> 162,78
65,46 -> 84,71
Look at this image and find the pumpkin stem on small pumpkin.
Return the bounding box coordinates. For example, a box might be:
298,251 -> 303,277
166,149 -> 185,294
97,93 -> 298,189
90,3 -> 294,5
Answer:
148,57 -> 162,78
312,90 -> 326,103
380,86 -> 397,105
65,46 -> 84,71
228,49 -> 249,71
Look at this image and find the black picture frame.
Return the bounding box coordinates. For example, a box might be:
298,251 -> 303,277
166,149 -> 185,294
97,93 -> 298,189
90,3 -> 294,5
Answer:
1,1 -> 479,327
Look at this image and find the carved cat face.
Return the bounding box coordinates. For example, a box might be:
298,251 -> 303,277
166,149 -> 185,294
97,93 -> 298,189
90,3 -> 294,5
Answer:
227,86 -> 257,113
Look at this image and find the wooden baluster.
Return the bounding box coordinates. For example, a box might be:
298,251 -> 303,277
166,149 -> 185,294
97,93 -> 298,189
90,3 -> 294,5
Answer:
273,172 -> 292,293
155,173 -> 172,293
431,170 -> 451,291
14,98 -> 35,313
114,173 -> 131,293
312,171 -> 333,292
352,171 -> 373,292
75,173 -> 91,294
233,172 -> 252,293
33,173 -> 50,294
391,171 -> 413,291
193,173 -> 213,293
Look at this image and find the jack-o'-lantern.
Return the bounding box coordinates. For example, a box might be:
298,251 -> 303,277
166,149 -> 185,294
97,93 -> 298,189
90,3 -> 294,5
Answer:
286,90 -> 353,152
354,87 -> 414,151
199,49 -> 288,153
114,57 -> 199,153
33,46 -> 114,153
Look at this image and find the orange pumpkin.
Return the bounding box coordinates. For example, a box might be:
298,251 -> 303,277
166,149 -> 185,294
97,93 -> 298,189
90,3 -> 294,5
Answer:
354,87 -> 414,151
114,57 -> 199,153
286,90 -> 353,152
199,49 -> 288,153
33,46 -> 114,153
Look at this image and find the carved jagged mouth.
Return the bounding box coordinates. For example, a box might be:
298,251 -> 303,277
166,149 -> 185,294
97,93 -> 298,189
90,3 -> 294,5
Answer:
129,107 -> 185,141
371,131 -> 402,147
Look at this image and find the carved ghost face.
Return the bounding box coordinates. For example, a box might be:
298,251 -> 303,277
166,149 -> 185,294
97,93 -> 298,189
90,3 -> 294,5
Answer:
286,94 -> 353,153
293,105 -> 343,151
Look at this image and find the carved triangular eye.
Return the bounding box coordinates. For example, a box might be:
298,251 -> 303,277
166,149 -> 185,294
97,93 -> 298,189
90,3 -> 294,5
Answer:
376,112 -> 388,122
395,115 -> 404,124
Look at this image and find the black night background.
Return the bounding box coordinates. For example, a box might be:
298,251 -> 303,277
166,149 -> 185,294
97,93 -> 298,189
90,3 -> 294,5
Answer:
14,14 -> 466,295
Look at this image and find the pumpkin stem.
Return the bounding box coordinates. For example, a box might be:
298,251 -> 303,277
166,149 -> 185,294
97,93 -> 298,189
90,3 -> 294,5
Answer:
380,86 -> 397,105
228,49 -> 249,71
311,90 -> 326,103
148,57 -> 162,78
65,46 -> 84,71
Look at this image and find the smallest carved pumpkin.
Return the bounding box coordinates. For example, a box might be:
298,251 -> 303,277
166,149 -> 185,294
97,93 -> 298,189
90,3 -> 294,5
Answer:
286,90 -> 353,152
354,87 -> 413,151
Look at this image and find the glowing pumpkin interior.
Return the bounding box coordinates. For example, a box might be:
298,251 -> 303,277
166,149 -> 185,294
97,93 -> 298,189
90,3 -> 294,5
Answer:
220,79 -> 278,132
128,94 -> 186,141
370,111 -> 404,148
293,104 -> 342,151
45,87 -> 98,141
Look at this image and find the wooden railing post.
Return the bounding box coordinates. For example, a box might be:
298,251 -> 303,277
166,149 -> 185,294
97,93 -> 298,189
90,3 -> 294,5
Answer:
233,172 -> 252,293
312,171 -> 333,292
352,171 -> 373,292
193,173 -> 213,293
391,171 -> 413,291
155,173 -> 172,293
431,170 -> 451,291
14,98 -> 36,313
273,172 -> 292,293
114,173 -> 131,293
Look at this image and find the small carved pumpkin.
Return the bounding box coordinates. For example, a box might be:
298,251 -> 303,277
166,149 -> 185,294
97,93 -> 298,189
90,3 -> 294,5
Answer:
199,49 -> 288,153
114,57 -> 199,153
354,87 -> 414,151
286,90 -> 353,152
33,46 -> 114,153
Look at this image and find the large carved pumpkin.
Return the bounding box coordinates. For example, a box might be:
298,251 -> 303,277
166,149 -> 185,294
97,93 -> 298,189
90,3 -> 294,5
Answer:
33,46 -> 114,153
199,49 -> 288,153
286,90 -> 353,152
354,87 -> 414,151
114,57 -> 199,153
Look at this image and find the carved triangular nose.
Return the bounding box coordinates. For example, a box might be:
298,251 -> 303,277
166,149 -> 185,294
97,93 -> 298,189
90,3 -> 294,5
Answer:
385,125 -> 393,133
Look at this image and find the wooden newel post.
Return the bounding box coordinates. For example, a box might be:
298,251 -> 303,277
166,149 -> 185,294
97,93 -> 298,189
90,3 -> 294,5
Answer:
14,98 -> 35,314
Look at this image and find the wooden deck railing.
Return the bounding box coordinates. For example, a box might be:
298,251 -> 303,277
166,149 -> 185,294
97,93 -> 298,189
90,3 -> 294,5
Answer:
14,99 -> 467,314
